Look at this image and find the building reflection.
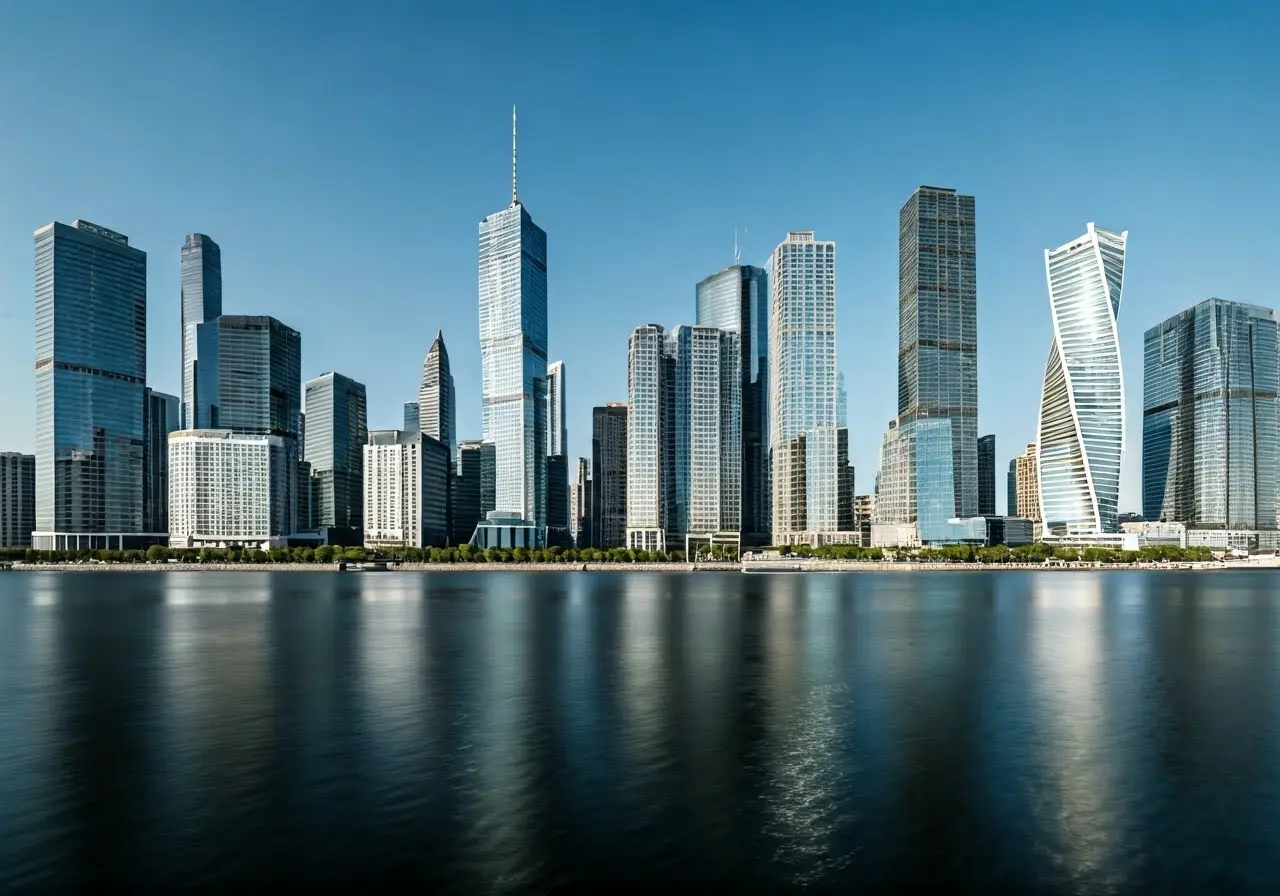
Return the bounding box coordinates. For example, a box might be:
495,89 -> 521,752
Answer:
357,574 -> 427,782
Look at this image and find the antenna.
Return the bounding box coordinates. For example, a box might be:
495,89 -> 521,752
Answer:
734,229 -> 740,266
511,105 -> 518,204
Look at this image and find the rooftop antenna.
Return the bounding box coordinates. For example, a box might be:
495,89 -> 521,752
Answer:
734,229 -> 740,266
511,105 -> 518,204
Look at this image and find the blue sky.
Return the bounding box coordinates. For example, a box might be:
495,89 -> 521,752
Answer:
0,0 -> 1275,513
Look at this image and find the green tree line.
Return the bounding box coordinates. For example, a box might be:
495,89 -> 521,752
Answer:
773,542 -> 1217,564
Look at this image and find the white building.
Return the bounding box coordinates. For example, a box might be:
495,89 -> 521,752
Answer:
626,324 -> 670,552
168,430 -> 294,550
363,430 -> 449,550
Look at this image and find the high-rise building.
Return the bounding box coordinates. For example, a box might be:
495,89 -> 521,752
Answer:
1037,224 -> 1127,534
837,428 -> 855,531
897,186 -> 978,518
180,233 -> 222,430
547,360 -> 567,457
873,419 -> 912,525
1143,298 -> 1279,528
1014,443 -> 1041,522
914,418 -> 957,543
768,231 -> 838,543
168,430 -> 295,549
363,430 -> 449,550
479,107 -> 547,538
144,389 -> 180,534
837,371 -> 848,429
591,403 -> 628,549
626,325 -> 671,551
546,360 -> 569,539
419,331 -> 455,455
33,220 -> 151,551
198,315 -> 303,441
451,439 -> 494,546
570,456 -> 591,547
1007,458 -> 1018,517
696,263 -> 770,545
977,433 -> 996,516
0,453 -> 36,548
304,372 -> 368,542
403,402 -> 420,436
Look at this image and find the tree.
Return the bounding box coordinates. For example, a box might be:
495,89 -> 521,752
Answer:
146,544 -> 168,563
343,547 -> 365,562
315,544 -> 335,563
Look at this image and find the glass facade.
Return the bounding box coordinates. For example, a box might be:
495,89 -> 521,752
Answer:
696,264 -> 770,543
403,402 -> 420,436
419,331 -> 455,455
768,232 -> 838,539
1037,224 -> 1127,534
627,325 -> 669,543
34,220 -> 148,539
915,419 -> 957,542
144,389 -> 180,533
304,372 -> 369,534
547,360 -> 567,457
479,201 -> 547,531
977,433 -> 995,516
591,403 -> 628,548
180,233 -> 222,430
898,187 -> 978,518
0,453 -> 36,548
1143,298 -> 1279,528
451,439 -> 495,545
1007,458 -> 1018,517
671,325 -> 741,536
202,315 -> 303,442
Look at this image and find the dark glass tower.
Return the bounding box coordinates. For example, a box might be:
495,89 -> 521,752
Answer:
180,233 -> 222,429
144,388 -> 180,533
304,372 -> 368,542
591,403 -> 628,548
977,433 -> 995,516
198,315 -> 302,441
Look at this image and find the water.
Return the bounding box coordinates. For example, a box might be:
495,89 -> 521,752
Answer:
2,570 -> 1279,892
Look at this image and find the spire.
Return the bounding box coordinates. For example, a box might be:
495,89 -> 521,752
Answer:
511,105 -> 518,204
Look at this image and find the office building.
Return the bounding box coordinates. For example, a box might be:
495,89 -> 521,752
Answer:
546,360 -> 569,540
1007,458 -> 1018,517
180,233 -> 222,429
837,428 -> 855,532
626,325 -> 672,551
168,430 -> 295,550
1143,298 -> 1279,529
479,107 -> 548,538
547,360 -> 567,457
1037,224 -> 1128,534
591,403 -> 627,549
570,456 -> 590,546
1,453 -> 36,548
452,439 -> 494,545
898,186 -> 978,518
1014,443 -> 1041,522
696,263 -> 770,544
419,330 -> 456,455
144,389 -> 180,534
33,220 -> 154,551
914,418 -> 958,543
198,315 -> 303,441
363,430 -> 449,550
977,433 -> 996,516
304,372 -> 368,543
769,230 -> 839,543
403,402 -> 420,436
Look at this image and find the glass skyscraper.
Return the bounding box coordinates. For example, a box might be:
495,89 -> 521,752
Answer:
898,186 -> 978,518
977,433 -> 996,516
304,372 -> 369,539
768,231 -> 838,542
914,418 -> 957,543
696,263 -> 769,545
180,233 -> 222,430
33,220 -> 148,549
419,331 -> 455,455
547,360 -> 567,457
626,325 -> 670,550
546,360 -> 569,535
1037,223 -> 1128,534
144,388 -> 180,534
1143,298 -> 1279,529
479,108 -> 548,536
591,403 -> 628,549
671,325 -> 741,538
198,315 -> 303,441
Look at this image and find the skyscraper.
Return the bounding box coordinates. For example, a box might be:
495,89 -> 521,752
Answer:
363,430 -> 450,550
1143,298 -> 1279,529
977,433 -> 996,516
768,231 -> 838,542
452,439 -> 494,545
419,331 -> 455,455
33,220 -> 149,551
180,233 -> 222,430
1037,224 -> 1128,534
144,389 -> 180,534
199,315 -> 303,442
626,325 -> 671,551
591,403 -> 628,549
403,402 -> 420,436
547,360 -> 566,457
696,263 -> 770,545
0,453 -> 36,548
304,372 -> 369,541
1014,443 -> 1041,522
570,456 -> 591,547
898,186 -> 978,518
479,107 -> 548,539
546,360 -> 569,538
1007,458 -> 1019,517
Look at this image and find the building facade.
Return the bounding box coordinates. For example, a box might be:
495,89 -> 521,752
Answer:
0,453 -> 36,548
977,433 -> 996,516
570,456 -> 590,546
1007,458 -> 1019,517
547,360 -> 566,457
168,430 -> 295,549
452,439 -> 495,546
180,233 -> 222,430
897,186 -> 978,518
479,108 -> 548,536
33,220 -> 152,551
144,389 -> 180,534
696,263 -> 770,545
1143,298 -> 1279,529
591,403 -> 628,549
768,231 -> 839,543
199,315 -> 303,441
419,331 -> 456,455
304,372 -> 368,542
546,360 -> 569,538
363,430 -> 449,550
403,402 -> 420,436
1014,443 -> 1041,522
1037,223 -> 1128,534
626,325 -> 671,551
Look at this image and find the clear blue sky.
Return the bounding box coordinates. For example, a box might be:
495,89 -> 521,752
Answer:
0,0 -> 1275,514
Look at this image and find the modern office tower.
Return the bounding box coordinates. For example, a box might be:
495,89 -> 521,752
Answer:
33,220 -> 150,551
837,371 -> 848,429
363,430 -> 449,550
547,360 -> 567,456
626,325 -> 671,551
403,402 -> 420,436
168,430 -> 295,549
180,233 -> 222,429
914,418 -> 958,542
670,325 -> 742,548
977,434 -> 996,516
479,107 -> 548,538
837,428 -> 855,531
570,456 -> 591,546
873,419 -> 912,524
296,458 -> 313,531
545,360 -> 569,540
0,453 -> 36,548
304,372 -> 368,543
591,403 -> 628,549
451,439 -> 492,545
768,230 -> 838,543
419,331 -> 456,455
898,186 -> 978,518
198,315 -> 303,441
1037,223 -> 1128,534
1014,443 -> 1041,522
144,389 -> 180,534
1007,458 -> 1019,517
1143,298 -> 1280,528
696,263 -> 770,544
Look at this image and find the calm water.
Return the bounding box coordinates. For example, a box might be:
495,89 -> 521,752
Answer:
2,570 -> 1280,892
